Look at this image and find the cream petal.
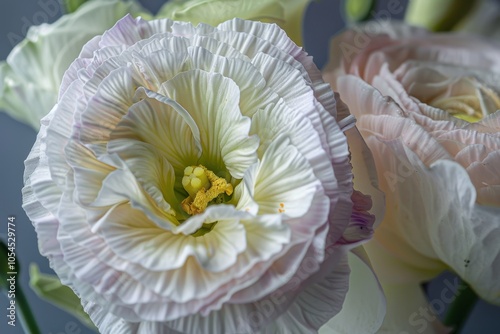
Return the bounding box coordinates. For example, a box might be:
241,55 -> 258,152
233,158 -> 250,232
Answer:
248,134 -> 320,217
111,89 -> 202,173
250,99 -> 337,200
106,139 -> 179,215
90,159 -> 179,230
320,247 -> 385,334
377,282 -> 440,334
160,69 -> 259,178
97,203 -> 249,274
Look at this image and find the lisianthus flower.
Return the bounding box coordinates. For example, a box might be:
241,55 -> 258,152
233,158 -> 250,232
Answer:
23,15 -> 385,333
0,0 -> 146,129
323,22 -> 500,333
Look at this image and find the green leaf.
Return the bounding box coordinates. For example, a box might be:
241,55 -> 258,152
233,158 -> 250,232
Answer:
444,280 -> 478,334
29,263 -> 97,330
63,0 -> 89,14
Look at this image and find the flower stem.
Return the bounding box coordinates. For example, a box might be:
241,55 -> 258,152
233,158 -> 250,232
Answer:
443,281 -> 478,334
16,283 -> 41,334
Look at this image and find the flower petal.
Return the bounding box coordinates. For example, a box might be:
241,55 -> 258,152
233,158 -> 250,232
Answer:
320,247 -> 385,334
160,69 -> 259,178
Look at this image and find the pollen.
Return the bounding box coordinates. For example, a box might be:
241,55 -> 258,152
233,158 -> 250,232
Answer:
181,165 -> 233,215
278,203 -> 285,213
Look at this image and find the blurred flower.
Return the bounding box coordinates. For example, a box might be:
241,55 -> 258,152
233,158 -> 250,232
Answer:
324,22 -> 500,333
0,0 -> 146,129
22,15 -> 384,333
156,0 -> 310,45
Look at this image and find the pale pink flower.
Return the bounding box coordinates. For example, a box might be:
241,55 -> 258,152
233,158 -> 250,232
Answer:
324,22 -> 500,333
23,16 -> 384,333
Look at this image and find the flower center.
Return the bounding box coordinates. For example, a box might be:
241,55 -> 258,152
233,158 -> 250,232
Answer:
181,165 -> 233,215
429,77 -> 500,123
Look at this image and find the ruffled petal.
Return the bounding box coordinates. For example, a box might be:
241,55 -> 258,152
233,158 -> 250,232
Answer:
160,69 -> 259,178
0,0 -> 145,128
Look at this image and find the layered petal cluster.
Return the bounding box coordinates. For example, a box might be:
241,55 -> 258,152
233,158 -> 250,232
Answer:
23,16 -> 381,333
324,21 -> 500,313
0,0 -> 146,129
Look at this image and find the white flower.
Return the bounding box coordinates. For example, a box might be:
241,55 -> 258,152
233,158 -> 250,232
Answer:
23,15 -> 384,333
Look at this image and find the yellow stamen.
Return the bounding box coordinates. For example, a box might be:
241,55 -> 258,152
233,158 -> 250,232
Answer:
429,77 -> 500,123
181,165 -> 233,215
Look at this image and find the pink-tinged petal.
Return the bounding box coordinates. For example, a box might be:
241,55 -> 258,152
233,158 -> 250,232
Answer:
370,134 -> 500,304
466,111 -> 500,134
337,76 -> 452,167
98,14 -> 146,48
78,67 -> 136,145
336,75 -> 406,118
466,151 -> 500,206
261,248 -> 350,334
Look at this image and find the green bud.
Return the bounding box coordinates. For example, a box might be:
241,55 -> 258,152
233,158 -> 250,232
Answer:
62,0 -> 89,14
405,0 -> 480,31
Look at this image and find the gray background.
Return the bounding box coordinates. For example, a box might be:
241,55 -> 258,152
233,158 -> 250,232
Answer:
0,0 -> 499,333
